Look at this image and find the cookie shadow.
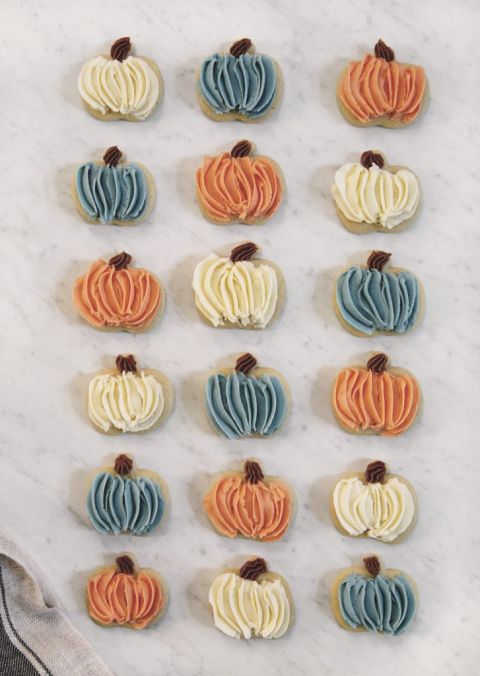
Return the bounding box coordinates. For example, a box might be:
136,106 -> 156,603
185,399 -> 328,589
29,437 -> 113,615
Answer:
68,467 -> 90,527
168,255 -> 200,324
185,567 -> 216,627
180,370 -> 211,435
174,56 -> 199,110
186,471 -> 214,534
176,157 -> 200,216
318,57 -> 345,120
309,165 -> 337,219
312,267 -> 339,325
310,366 -> 337,424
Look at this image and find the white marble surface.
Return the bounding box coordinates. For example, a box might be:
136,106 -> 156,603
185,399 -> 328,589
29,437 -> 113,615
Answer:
2,0 -> 480,674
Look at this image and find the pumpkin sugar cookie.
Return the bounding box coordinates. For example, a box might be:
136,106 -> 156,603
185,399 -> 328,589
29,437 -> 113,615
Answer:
331,555 -> 418,635
332,352 -> 421,436
78,37 -> 163,121
337,39 -> 428,128
73,252 -> 164,332
86,454 -> 169,536
332,150 -> 420,233
196,140 -> 284,225
330,460 -> 417,543
72,146 -> 155,226
192,242 -> 285,329
88,354 -> 174,435
204,353 -> 290,439
197,38 -> 283,122
209,557 -> 294,639
204,459 -> 295,542
334,251 -> 424,336
86,555 -> 168,629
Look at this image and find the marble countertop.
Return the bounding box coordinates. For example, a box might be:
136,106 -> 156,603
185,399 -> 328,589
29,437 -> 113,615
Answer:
2,0 -> 479,674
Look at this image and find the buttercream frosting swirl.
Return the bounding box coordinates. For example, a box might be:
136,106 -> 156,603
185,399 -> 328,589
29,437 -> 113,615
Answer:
338,52 -> 426,124
332,162 -> 419,229
87,472 -> 165,535
88,370 -> 164,433
196,152 -> 282,223
336,266 -> 420,335
78,55 -> 160,120
205,371 -> 287,438
333,366 -> 420,435
209,572 -> 291,639
87,565 -> 164,629
193,253 -> 278,328
199,53 -> 277,118
333,476 -> 415,542
73,258 -> 161,330
338,572 -> 416,635
76,162 -> 148,223
204,468 -> 291,541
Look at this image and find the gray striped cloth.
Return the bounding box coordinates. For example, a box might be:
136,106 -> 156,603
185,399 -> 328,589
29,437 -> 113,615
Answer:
0,533 -> 112,676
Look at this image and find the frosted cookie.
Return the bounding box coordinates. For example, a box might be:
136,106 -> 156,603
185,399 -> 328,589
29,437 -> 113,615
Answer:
334,251 -> 424,336
330,460 -> 417,543
197,38 -> 282,122
86,454 -> 169,536
205,353 -> 290,439
204,460 -> 295,542
78,37 -> 163,121
332,352 -> 421,436
331,555 -> 418,635
88,354 -> 173,435
86,555 -> 168,629
192,242 -> 285,329
73,252 -> 164,332
332,150 -> 420,233
72,146 -> 155,225
209,557 -> 293,639
337,39 -> 428,127
196,140 -> 284,225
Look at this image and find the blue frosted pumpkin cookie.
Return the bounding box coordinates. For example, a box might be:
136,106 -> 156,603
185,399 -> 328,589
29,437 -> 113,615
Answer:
197,38 -> 283,122
72,146 -> 155,225
334,251 -> 424,336
204,353 -> 290,439
86,454 -> 169,536
331,555 -> 418,636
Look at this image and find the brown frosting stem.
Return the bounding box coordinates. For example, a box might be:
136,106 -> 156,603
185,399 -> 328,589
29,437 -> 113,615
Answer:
230,242 -> 258,263
367,353 -> 388,373
360,150 -> 384,170
235,353 -> 257,374
116,555 -> 135,575
367,251 -> 391,271
244,460 -> 264,484
374,39 -> 395,62
230,38 -> 252,58
364,556 -> 381,577
239,558 -> 267,581
116,354 -> 137,373
103,146 -> 122,167
110,37 -> 131,61
114,454 -> 133,476
365,461 -> 387,484
108,252 -> 132,270
231,140 -> 253,158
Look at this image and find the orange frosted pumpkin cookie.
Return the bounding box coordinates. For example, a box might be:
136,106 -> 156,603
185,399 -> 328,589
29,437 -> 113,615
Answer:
73,252 -> 164,332
204,460 -> 295,542
337,39 -> 428,128
86,555 -> 168,630
196,140 -> 284,225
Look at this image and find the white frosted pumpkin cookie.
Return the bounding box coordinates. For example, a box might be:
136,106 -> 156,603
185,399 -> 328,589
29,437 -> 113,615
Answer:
87,354 -> 173,434
72,146 -> 155,226
86,555 -> 168,630
192,242 -> 285,329
330,460 -> 418,543
209,557 -> 294,639
197,38 -> 283,122
331,555 -> 418,636
78,37 -> 163,121
86,454 -> 170,536
332,352 -> 421,436
332,150 -> 420,233
204,353 -> 290,439
204,459 -> 295,542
